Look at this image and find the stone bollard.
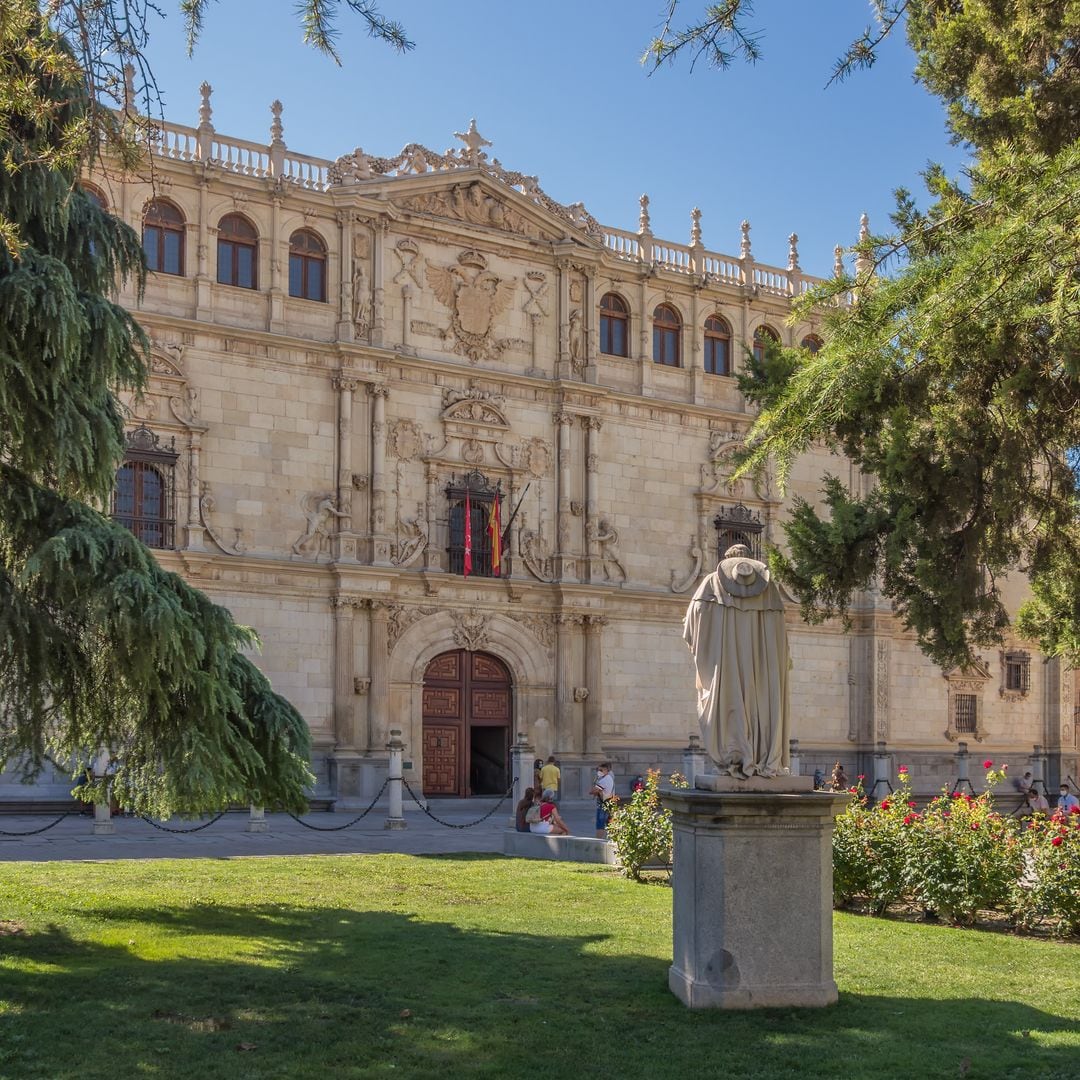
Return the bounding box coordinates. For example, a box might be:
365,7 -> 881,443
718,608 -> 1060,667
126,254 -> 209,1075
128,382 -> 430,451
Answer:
511,731 -> 534,810
682,733 -> 706,787
789,738 -> 801,777
954,741 -> 970,794
872,740 -> 890,799
246,805 -> 268,833
92,797 -> 115,836
385,729 -> 406,830
1030,744 -> 1046,790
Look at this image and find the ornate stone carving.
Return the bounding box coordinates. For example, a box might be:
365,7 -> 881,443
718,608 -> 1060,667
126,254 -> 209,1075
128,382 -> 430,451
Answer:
393,238 -> 424,289
387,605 -> 437,652
387,418 -> 424,462
352,230 -> 372,338
461,438 -> 485,465
522,271 -> 549,317
875,639 -> 890,738
452,609 -> 491,652
353,677 -> 371,695
199,485 -> 248,557
441,386 -> 509,429
671,537 -> 704,594
590,518 -> 626,583
391,508 -> 428,568
427,250 -> 517,363
400,182 -> 559,241
522,437 -> 551,479
568,308 -> 584,374
943,662 -> 991,742
519,512 -> 555,583
573,686 -> 590,703
328,120 -> 605,241
507,612 -> 555,649
292,493 -> 347,557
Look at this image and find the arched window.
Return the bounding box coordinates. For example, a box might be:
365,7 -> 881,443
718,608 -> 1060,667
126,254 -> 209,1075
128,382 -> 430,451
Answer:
110,427 -> 178,549
142,199 -> 185,276
753,325 -> 780,365
801,333 -> 823,354
704,314 -> 732,376
599,292 -> 629,357
653,304 -> 681,367
80,183 -> 107,210
288,229 -> 327,302
217,213 -> 258,289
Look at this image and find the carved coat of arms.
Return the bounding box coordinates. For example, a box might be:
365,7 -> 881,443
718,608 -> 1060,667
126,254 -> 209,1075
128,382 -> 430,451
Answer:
427,249 -> 516,363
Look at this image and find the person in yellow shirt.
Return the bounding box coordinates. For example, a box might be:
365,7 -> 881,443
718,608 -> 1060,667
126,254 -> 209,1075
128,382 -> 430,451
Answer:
539,756 -> 561,803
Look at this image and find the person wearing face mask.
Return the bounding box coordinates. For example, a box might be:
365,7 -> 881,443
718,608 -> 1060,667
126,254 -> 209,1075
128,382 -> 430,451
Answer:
1022,787 -> 1049,816
1057,783 -> 1079,814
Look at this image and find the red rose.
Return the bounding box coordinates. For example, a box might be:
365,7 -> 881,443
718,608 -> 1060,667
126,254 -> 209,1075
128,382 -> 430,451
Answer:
857,774 -> 865,781
970,822 -> 980,830
880,800 -> 890,810
1071,805 -> 1080,815
983,760 -> 993,769
1052,836 -> 1063,847
903,813 -> 918,825
898,765 -> 908,773
908,801 -> 916,808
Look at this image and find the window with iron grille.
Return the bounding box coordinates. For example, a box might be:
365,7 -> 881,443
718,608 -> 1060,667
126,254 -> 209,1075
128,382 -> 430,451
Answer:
954,693 -> 978,734
1004,651 -> 1030,693
714,503 -> 763,560
445,471 -> 504,578
111,426 -> 178,549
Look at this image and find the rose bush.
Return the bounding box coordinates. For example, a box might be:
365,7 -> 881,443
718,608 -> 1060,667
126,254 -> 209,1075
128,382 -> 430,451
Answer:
607,769 -> 687,880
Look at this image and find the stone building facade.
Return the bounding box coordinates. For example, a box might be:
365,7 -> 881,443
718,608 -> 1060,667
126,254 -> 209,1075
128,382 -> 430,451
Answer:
7,88 -> 1077,806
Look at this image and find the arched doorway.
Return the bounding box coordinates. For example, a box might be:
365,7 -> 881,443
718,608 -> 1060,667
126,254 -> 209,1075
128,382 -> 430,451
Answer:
422,650 -> 512,797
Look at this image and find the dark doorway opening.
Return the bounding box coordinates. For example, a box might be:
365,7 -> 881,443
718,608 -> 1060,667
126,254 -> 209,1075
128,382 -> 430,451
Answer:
470,725 -> 509,795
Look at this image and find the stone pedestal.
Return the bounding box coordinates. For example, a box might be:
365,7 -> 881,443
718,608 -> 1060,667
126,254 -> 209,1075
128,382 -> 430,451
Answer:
660,785 -> 848,1010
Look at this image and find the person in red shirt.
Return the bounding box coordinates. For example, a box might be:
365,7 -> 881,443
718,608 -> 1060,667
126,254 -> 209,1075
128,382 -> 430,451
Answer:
538,788 -> 570,835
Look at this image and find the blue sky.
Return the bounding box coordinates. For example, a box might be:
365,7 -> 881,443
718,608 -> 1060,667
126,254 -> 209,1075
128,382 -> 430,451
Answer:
140,1 -> 969,278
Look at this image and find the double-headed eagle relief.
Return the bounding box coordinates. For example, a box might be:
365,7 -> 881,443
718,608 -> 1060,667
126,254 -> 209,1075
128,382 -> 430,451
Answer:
427,249 -> 517,363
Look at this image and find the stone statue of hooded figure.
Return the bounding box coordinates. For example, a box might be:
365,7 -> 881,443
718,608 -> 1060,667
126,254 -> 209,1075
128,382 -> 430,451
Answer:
683,544 -> 790,778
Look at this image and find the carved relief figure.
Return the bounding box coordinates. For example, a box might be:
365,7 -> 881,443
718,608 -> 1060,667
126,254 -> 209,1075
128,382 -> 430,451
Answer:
427,249 -> 516,363
292,494 -> 347,557
568,308 -> 584,371
392,510 -> 428,568
519,512 -> 555,583
352,231 -> 372,337
591,518 -> 626,583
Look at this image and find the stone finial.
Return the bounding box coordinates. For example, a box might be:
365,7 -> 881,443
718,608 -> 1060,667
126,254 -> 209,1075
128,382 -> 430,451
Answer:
198,81 -> 213,127
833,244 -> 845,279
855,212 -> 873,277
690,207 -> 702,247
453,118 -> 492,166
270,100 -> 284,145
740,219 -> 752,260
787,232 -> 800,273
122,63 -> 135,113
638,193 -> 651,234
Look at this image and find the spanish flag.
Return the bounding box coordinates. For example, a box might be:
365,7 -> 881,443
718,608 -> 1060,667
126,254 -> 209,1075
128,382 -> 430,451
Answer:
487,497 -> 502,576
463,491 -> 472,577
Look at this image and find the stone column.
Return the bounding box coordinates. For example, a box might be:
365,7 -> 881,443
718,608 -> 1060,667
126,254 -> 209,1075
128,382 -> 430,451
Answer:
556,258 -> 571,379
583,615 -> 607,754
182,432 -> 207,551
661,786 -> 849,1009
638,275 -> 652,397
422,460 -> 443,571
246,805 -> 268,833
331,595 -> 359,752
371,216 -> 387,346
554,410 -> 576,582
268,192 -> 285,333
369,384 -> 391,564
583,416 -> 602,581
195,177 -> 211,320
401,284 -> 413,350
583,265 -> 598,383
368,601 -> 390,751
337,210 -> 354,341
556,614 -> 581,754
333,375 -> 359,560
690,283 -> 704,405
512,731 -> 535,810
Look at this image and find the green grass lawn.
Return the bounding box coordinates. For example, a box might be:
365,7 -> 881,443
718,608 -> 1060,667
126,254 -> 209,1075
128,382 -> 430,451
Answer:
1,855 -> 1079,1080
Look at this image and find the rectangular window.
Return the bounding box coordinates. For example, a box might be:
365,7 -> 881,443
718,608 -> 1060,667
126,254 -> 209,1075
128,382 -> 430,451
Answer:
705,337 -> 730,375
954,694 -> 977,734
445,474 -> 505,579
110,432 -> 178,551
1005,653 -> 1030,693
163,231 -> 182,275
289,255 -> 303,297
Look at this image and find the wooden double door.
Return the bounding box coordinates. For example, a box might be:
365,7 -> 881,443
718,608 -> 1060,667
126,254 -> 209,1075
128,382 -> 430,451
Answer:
422,650 -> 511,798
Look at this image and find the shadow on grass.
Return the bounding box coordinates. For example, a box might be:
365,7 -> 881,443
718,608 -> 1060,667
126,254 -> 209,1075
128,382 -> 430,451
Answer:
1,901 -> 1077,1080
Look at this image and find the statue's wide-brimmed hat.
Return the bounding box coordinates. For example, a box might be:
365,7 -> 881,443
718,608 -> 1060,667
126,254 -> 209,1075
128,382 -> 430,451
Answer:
717,545 -> 770,598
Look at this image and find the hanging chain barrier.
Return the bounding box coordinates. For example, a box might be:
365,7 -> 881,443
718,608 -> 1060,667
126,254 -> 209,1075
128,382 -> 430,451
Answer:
400,776 -> 517,829
138,811 -> 227,833
286,778 -> 391,832
0,812 -> 74,838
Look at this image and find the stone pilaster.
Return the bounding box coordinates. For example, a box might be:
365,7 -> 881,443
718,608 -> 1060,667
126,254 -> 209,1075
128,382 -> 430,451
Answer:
267,192 -> 285,333
583,614 -> 607,754
422,459 -> 443,572
554,410 -> 577,581
332,375 -> 360,560
371,216 -> 388,346
556,614 -> 583,755
331,594 -> 360,752
336,210 -> 354,341
368,601 -> 390,751
182,431 -> 207,551
369,384 -> 391,564
583,416 -> 602,580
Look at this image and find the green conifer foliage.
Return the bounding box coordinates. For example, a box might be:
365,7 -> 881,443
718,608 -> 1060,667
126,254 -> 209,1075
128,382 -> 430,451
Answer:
0,11 -> 311,814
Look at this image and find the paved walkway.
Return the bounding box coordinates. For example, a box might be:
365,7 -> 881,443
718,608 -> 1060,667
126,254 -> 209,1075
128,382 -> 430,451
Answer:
0,799 -> 601,862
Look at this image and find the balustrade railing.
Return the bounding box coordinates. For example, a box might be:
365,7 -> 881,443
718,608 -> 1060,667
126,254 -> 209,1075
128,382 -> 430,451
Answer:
603,227 -> 642,262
